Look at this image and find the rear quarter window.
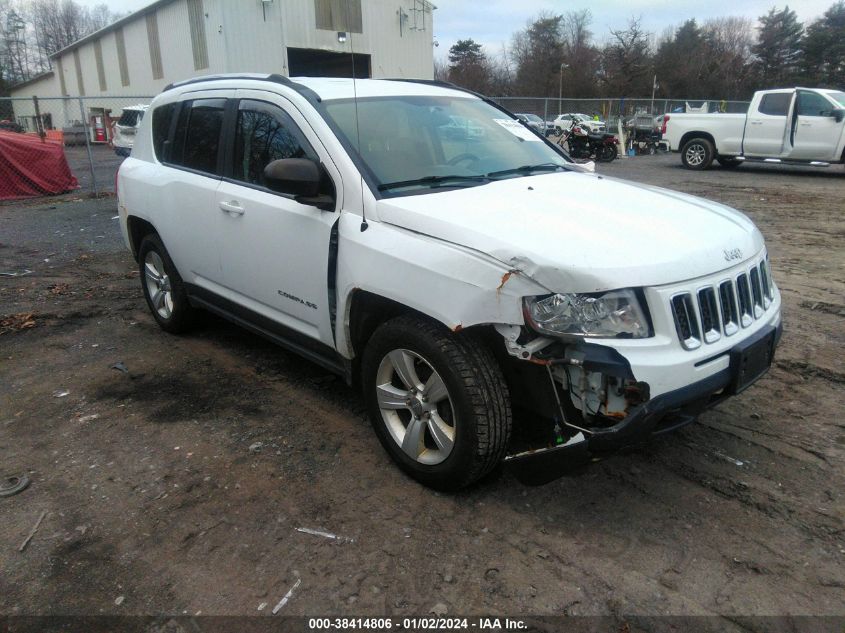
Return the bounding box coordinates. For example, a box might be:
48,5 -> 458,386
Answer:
151,103 -> 175,161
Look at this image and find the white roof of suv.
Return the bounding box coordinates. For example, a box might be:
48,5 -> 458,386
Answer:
163,73 -> 473,102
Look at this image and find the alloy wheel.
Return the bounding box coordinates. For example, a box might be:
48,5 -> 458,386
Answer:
144,251 -> 173,319
375,349 -> 456,465
685,143 -> 706,166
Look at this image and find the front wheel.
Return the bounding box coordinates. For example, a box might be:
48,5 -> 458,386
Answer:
681,137 -> 715,170
362,315 -> 512,490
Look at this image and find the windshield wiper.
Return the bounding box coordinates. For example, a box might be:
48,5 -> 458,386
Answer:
486,163 -> 565,179
377,174 -> 489,192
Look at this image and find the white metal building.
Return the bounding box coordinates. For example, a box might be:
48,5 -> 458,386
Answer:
9,0 -> 436,138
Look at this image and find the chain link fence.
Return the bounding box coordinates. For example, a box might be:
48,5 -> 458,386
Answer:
1,93 -> 752,202
1,95 -> 153,201
490,97 -> 751,130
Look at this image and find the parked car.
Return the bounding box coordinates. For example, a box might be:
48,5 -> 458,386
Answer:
438,114 -> 486,140
0,119 -> 24,133
514,113 -> 546,135
554,113 -> 606,134
112,104 -> 149,157
118,74 -> 782,490
662,87 -> 845,169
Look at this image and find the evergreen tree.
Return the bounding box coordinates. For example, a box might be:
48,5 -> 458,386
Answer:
654,19 -> 709,98
753,6 -> 803,86
447,39 -> 491,93
510,13 -> 566,96
801,1 -> 845,87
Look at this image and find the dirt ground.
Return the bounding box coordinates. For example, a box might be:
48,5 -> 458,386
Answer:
1,154 -> 843,623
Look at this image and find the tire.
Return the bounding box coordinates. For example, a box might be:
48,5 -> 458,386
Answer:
681,137 -> 715,170
717,157 -> 742,169
596,144 -> 618,162
361,315 -> 511,490
138,233 -> 197,334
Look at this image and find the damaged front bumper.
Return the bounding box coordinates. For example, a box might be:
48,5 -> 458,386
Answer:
504,322 -> 782,484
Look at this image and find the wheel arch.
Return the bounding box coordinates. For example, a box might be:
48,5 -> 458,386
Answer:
126,215 -> 158,261
679,131 -> 717,153
344,289 -> 506,385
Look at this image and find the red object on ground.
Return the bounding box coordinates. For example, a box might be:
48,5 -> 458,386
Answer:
0,130 -> 79,200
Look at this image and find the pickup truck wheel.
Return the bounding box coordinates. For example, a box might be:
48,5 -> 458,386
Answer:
362,315 -> 511,490
717,157 -> 742,169
138,234 -> 196,334
681,138 -> 714,170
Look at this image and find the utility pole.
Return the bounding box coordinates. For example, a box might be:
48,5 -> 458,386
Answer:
558,63 -> 569,115
650,75 -> 658,115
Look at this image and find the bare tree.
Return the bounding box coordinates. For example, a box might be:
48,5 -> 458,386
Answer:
0,0 -> 123,88
561,9 -> 600,97
599,17 -> 653,96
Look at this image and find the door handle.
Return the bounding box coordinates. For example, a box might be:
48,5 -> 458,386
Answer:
219,200 -> 245,216
799,122 -> 812,126
749,121 -> 763,125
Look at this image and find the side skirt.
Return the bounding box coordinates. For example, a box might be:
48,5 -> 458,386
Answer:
184,283 -> 351,381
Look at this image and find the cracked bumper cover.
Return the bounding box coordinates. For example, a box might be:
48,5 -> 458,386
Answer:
507,323 -> 782,484
581,322 -> 782,448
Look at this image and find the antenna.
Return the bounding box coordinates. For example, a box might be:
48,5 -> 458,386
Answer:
345,0 -> 368,232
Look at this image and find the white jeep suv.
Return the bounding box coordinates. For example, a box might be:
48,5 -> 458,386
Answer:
117,74 -> 782,490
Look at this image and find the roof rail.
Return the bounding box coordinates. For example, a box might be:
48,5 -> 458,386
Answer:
163,73 -> 321,103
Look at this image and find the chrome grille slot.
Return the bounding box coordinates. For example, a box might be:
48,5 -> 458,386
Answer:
671,293 -> 702,350
718,280 -> 739,336
749,267 -> 764,318
736,273 -> 753,327
697,287 -> 721,343
759,260 -> 772,306
669,257 -> 776,350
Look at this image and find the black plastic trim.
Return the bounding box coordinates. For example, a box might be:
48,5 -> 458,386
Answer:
588,321 -> 782,446
184,283 -> 348,379
555,342 -> 635,380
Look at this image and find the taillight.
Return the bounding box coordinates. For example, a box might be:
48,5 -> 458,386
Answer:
661,115 -> 669,135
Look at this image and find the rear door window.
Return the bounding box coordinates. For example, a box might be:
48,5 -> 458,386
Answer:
170,98 -> 226,175
758,93 -> 791,116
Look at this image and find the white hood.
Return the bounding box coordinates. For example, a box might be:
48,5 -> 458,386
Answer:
376,171 -> 765,293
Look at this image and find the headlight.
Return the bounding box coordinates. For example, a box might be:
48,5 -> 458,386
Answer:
524,289 -> 650,338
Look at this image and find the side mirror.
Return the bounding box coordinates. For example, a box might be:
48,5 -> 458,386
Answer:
263,158 -> 334,210
832,109 -> 845,123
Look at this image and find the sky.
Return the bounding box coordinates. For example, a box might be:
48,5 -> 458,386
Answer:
75,0 -> 836,60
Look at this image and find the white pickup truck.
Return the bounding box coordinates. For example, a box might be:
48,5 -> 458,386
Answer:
663,87 -> 845,170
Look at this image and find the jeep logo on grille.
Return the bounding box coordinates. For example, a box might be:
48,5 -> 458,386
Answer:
723,248 -> 743,262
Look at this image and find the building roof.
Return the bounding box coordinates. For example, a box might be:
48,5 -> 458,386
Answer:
10,70 -> 54,90
50,0 -> 178,60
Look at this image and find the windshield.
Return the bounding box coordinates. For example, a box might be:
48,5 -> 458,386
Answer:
828,91 -> 845,107
322,95 -> 570,195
